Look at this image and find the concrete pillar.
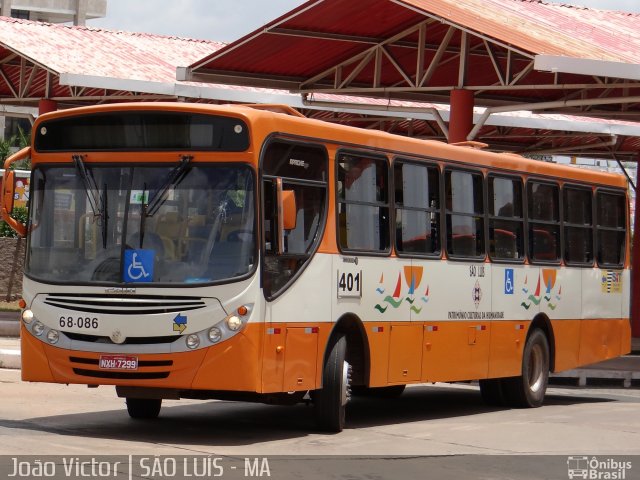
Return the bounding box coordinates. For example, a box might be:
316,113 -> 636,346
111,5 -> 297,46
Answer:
631,166 -> 640,338
38,99 -> 57,115
448,89 -> 474,144
74,0 -> 87,26
1,0 -> 12,17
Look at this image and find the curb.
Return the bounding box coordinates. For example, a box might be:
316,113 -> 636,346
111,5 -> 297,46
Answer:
550,369 -> 640,388
0,348 -> 20,369
0,320 -> 19,337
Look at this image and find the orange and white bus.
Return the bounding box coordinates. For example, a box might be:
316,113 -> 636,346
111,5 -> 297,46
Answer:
2,103 -> 630,432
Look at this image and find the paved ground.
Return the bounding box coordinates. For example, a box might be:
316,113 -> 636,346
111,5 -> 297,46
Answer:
1,357 -> 640,478
1,367 -> 639,456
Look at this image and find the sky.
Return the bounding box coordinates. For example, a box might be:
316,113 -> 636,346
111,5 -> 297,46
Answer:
88,0 -> 640,43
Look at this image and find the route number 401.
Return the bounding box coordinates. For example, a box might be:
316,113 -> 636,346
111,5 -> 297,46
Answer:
337,271 -> 362,298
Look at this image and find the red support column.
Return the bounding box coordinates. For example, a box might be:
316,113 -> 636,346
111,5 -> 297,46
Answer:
448,89 -> 474,144
631,167 -> 640,338
38,99 -> 57,115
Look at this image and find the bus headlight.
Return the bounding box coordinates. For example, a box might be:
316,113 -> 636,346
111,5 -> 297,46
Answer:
46,329 -> 59,344
226,315 -> 242,331
21,309 -> 34,324
186,334 -> 200,350
208,327 -> 222,343
32,321 -> 45,336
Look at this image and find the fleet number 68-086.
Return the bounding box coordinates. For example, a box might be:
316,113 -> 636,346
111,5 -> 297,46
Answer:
59,316 -> 99,329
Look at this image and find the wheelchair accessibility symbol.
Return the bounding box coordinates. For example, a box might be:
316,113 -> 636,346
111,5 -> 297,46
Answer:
504,268 -> 514,295
124,249 -> 154,283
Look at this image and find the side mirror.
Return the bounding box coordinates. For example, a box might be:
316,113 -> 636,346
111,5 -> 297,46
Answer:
276,178 -> 297,254
1,147 -> 30,237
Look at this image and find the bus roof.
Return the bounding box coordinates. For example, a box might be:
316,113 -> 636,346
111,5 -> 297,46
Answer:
34,102 -> 628,189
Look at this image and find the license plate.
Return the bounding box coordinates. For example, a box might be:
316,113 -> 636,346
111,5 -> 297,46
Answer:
99,355 -> 138,371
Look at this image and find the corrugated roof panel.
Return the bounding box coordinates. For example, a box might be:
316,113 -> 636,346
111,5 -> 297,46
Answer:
401,0 -> 640,63
0,17 -> 222,84
192,0 -> 640,81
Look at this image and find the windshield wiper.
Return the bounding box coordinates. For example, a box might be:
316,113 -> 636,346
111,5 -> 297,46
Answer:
73,154 -> 108,248
136,155 -> 192,249
145,155 -> 192,217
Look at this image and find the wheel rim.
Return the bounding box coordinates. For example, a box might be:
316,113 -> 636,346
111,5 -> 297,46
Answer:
528,343 -> 545,393
340,360 -> 351,406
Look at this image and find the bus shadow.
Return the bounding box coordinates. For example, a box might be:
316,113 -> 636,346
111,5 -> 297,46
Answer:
0,384 -> 616,447
346,384 -> 615,429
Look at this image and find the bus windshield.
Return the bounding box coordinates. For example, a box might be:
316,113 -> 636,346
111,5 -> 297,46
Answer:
26,163 -> 256,285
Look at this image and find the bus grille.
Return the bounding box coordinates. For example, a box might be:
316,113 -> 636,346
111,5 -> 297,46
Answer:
72,368 -> 170,380
43,294 -> 206,315
64,332 -> 181,345
70,357 -> 172,380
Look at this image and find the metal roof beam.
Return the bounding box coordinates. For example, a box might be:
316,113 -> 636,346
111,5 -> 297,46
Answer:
267,27 -> 428,49
391,0 -> 535,60
468,96 -> 640,140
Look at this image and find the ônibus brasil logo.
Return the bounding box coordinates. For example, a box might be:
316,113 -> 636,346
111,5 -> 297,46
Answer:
567,456 -> 632,480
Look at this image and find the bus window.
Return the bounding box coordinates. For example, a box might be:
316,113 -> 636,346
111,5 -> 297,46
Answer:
563,186 -> 593,265
445,169 -> 484,259
337,153 -> 390,253
596,190 -> 626,267
527,181 -> 560,263
394,161 -> 440,256
262,140 -> 328,298
488,175 -> 524,261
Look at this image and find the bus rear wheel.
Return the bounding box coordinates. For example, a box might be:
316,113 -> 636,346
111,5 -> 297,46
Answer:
314,335 -> 351,433
126,398 -> 162,419
503,329 -> 550,408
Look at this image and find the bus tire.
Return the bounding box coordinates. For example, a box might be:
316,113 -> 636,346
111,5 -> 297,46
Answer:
314,335 -> 351,433
503,329 -> 550,408
479,378 -> 506,406
352,385 -> 406,398
126,398 -> 162,419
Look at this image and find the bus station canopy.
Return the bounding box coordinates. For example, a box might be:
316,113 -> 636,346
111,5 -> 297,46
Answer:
181,0 -> 640,160
0,10 -> 636,160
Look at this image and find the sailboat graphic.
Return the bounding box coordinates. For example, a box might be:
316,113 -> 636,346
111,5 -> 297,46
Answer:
421,286 -> 430,303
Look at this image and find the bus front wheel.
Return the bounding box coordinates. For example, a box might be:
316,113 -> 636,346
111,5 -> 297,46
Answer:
126,398 -> 162,419
504,329 -> 550,408
314,335 -> 351,433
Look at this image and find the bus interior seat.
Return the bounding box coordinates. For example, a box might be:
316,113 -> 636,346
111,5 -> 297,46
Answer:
494,228 -> 517,258
155,211 -> 187,259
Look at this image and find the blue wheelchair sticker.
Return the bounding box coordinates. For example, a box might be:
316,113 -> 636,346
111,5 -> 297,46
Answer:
504,269 -> 514,295
124,249 -> 154,283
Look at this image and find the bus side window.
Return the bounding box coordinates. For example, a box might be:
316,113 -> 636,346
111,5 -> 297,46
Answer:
488,175 -> 524,261
563,186 -> 593,265
596,190 -> 626,267
394,160 -> 440,256
337,153 -> 390,253
445,169 -> 485,259
527,181 -> 560,263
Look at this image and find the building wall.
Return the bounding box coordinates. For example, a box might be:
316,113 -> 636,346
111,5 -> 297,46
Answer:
1,0 -> 106,25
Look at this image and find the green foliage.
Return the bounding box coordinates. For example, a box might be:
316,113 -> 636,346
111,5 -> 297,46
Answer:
0,206 -> 28,238
0,126 -> 31,169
